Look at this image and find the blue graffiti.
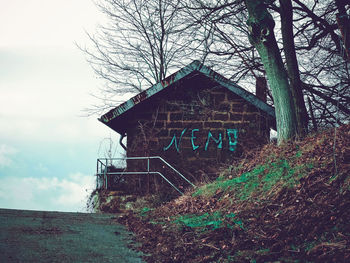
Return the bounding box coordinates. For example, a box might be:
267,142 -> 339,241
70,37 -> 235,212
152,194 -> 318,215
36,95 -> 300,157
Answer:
163,128 -> 187,153
191,129 -> 200,150
227,129 -> 238,151
164,128 -> 238,152
205,131 -> 222,151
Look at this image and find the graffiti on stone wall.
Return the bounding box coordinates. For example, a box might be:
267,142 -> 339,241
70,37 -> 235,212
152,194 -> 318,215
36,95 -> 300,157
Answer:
163,128 -> 238,153
163,128 -> 188,152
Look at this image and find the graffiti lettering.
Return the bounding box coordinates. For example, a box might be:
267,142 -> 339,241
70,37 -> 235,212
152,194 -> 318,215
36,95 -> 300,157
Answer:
227,129 -> 238,152
191,129 -> 200,150
163,128 -> 187,153
205,131 -> 222,151
164,128 -> 238,152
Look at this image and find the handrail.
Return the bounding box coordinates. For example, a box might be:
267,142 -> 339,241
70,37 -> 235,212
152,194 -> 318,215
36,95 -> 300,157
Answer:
96,156 -> 194,194
98,171 -> 184,195
150,156 -> 195,187
96,159 -> 107,189
103,165 -> 108,189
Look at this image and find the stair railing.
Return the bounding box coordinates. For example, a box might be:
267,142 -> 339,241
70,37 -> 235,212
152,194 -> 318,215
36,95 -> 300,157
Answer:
96,156 -> 195,195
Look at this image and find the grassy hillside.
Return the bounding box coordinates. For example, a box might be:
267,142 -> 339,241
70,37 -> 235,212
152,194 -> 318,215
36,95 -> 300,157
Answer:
115,124 -> 350,262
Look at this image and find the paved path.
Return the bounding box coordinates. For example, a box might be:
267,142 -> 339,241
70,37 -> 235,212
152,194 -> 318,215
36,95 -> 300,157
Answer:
0,208 -> 144,263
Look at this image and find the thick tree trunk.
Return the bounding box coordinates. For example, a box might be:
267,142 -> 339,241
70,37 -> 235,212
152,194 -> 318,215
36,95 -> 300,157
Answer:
335,0 -> 350,61
245,0 -> 298,144
307,96 -> 318,132
279,0 -> 308,137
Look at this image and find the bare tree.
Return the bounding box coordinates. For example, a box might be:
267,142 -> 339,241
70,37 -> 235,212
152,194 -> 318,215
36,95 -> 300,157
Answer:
84,0 -> 350,139
292,0 -> 350,127
179,0 -> 350,141
81,0 -> 199,114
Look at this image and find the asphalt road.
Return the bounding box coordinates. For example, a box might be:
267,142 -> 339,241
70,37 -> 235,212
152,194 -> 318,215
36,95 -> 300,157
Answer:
0,208 -> 144,263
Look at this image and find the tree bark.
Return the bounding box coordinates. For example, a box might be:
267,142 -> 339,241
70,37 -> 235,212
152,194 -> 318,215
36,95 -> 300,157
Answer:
244,0 -> 298,144
335,0 -> 350,62
279,0 -> 308,137
307,96 -> 318,132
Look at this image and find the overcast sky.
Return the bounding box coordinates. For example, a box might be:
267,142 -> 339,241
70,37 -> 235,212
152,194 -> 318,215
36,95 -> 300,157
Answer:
0,0 -> 122,212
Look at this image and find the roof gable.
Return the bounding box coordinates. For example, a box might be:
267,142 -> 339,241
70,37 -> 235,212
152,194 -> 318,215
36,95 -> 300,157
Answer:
99,60 -> 275,126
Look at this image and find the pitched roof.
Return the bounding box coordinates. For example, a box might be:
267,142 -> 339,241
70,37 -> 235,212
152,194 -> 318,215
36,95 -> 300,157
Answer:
99,60 -> 275,132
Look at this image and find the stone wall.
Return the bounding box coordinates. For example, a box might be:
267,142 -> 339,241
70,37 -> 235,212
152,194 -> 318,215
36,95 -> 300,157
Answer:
119,76 -> 272,194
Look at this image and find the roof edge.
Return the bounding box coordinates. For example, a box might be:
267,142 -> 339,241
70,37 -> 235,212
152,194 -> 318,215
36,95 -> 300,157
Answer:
195,62 -> 275,118
99,60 -> 275,125
99,60 -> 202,124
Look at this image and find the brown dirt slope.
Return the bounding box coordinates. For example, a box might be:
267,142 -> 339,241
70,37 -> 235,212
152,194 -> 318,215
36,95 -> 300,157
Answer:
117,124 -> 350,263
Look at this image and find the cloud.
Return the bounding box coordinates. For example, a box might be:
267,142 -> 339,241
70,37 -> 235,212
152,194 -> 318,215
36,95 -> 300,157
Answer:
54,173 -> 96,207
0,173 -> 96,212
0,144 -> 17,167
36,163 -> 49,173
0,0 -> 104,49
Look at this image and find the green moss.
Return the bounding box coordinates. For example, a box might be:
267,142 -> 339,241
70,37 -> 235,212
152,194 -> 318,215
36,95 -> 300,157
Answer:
140,207 -> 152,217
173,211 -> 244,231
193,159 -> 313,201
304,240 -> 317,252
295,150 -> 302,158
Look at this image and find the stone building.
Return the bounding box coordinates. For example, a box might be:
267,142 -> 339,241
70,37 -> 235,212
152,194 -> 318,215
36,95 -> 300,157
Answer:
99,60 -> 275,194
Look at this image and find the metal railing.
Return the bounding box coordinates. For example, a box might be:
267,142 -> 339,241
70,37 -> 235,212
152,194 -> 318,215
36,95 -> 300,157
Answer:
96,156 -> 195,195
